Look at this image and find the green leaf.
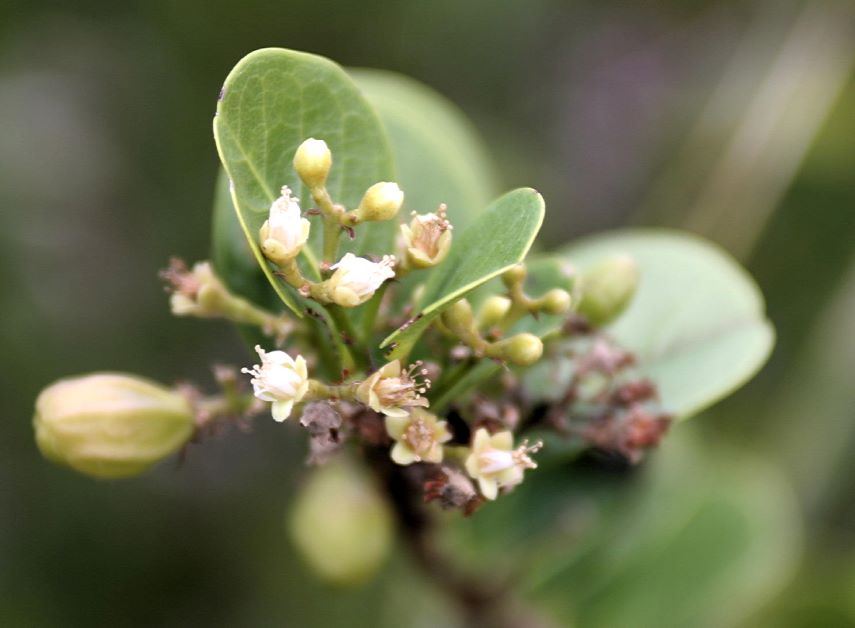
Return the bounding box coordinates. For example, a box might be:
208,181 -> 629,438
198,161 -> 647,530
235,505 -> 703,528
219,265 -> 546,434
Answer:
210,168 -> 271,307
350,69 -> 497,231
213,48 -> 396,315
526,428 -> 800,628
562,229 -> 774,419
380,187 -> 545,361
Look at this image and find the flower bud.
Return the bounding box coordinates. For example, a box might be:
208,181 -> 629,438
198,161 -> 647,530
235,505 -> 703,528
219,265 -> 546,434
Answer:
540,288 -> 572,315
577,255 -> 639,326
355,182 -> 404,222
501,263 -> 527,288
478,295 -> 512,328
289,457 -> 393,585
487,332 -> 543,366
33,373 -> 194,479
441,298 -> 476,331
293,138 -> 332,189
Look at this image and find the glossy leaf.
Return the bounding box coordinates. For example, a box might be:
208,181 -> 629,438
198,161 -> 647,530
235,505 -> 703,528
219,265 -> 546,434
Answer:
562,229 -> 774,419
350,69 -> 497,231
380,187 -> 545,361
213,48 -> 396,315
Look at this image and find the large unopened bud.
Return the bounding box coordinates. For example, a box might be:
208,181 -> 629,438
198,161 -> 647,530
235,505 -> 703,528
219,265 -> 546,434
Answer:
259,186 -> 311,265
289,457 -> 393,585
577,255 -> 639,326
322,253 -> 396,307
293,138 -> 332,189
33,373 -> 194,479
400,205 -> 453,268
354,182 -> 404,222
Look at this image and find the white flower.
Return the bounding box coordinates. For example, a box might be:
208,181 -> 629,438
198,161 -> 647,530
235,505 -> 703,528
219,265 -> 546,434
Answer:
241,345 -> 309,422
260,186 -> 311,264
325,253 -> 396,307
464,428 -> 542,500
356,360 -> 430,417
385,408 -> 452,465
400,204 -> 452,268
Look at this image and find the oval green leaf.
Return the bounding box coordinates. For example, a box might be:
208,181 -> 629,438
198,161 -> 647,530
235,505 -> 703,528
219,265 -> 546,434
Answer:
213,48 -> 396,315
380,187 -> 545,361
562,229 -> 774,419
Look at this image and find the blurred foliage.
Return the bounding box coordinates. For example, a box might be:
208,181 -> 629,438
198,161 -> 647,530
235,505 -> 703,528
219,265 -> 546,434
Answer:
1,0 -> 854,626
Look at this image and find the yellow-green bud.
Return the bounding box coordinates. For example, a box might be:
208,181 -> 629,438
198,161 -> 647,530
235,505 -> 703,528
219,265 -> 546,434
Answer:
478,295 -> 512,328
578,255 -> 639,326
33,373 -> 194,479
540,288 -> 572,315
289,457 -> 393,585
501,263 -> 527,288
441,298 -> 476,331
487,332 -> 544,366
293,138 -> 332,189
355,182 -> 404,222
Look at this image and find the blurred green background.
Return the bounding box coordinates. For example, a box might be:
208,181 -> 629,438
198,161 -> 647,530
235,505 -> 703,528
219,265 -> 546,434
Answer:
2,0 -> 854,626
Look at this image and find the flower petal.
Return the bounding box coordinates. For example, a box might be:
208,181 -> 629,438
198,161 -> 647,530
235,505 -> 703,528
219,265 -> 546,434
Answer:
271,400 -> 294,422
390,442 -> 419,466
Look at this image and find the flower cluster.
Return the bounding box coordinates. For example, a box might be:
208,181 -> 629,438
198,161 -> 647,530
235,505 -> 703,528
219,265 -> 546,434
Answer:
36,136 -> 657,510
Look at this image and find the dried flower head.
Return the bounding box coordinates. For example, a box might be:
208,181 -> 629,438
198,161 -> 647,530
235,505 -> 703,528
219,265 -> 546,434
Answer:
356,360 -> 430,417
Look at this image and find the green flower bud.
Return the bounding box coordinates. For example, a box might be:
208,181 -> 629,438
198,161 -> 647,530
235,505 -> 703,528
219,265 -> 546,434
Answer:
501,263 -> 527,288
478,295 -> 512,328
293,138 -> 332,189
33,373 -> 194,479
355,182 -> 404,222
289,457 -> 393,585
444,298 -> 475,326
487,332 -> 544,366
577,255 -> 639,326
540,288 -> 572,315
